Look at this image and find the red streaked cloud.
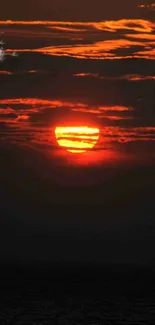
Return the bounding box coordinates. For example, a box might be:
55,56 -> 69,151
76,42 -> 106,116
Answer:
0,97 -> 154,155
15,115 -> 29,121
102,116 -> 133,120
5,39 -> 155,60
0,98 -> 134,129
125,74 -> 155,81
95,19 -> 154,33
72,106 -> 133,114
126,33 -> 155,40
1,19 -> 154,60
137,48 -> 155,59
98,126 -> 155,143
28,70 -> 38,73
0,98 -> 87,109
99,106 -> 133,112
0,19 -> 154,33
138,3 -> 155,9
0,70 -> 52,75
50,26 -> 88,32
1,71 -> 154,81
0,70 -> 13,75
0,98 -> 133,112
0,107 -> 16,114
73,73 -> 155,81
5,38 -> 149,59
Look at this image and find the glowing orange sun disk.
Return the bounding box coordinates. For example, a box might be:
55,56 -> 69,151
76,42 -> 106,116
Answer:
55,126 -> 100,153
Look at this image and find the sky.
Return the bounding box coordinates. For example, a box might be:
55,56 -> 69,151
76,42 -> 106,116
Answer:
0,0 -> 155,265
0,0 -> 154,21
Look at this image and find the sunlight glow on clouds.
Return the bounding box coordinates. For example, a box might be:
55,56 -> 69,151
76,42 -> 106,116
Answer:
138,3 -> 155,9
73,73 -> 155,81
6,38 -> 155,60
0,98 -> 155,156
0,19 -> 154,33
1,18 -> 155,60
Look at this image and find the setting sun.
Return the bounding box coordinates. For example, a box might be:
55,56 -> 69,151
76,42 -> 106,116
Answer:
55,126 -> 100,153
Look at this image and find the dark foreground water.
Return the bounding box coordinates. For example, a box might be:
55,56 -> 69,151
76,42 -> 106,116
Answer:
1,264 -> 155,324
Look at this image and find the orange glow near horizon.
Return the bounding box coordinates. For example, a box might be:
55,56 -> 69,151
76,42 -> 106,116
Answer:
55,126 -> 100,153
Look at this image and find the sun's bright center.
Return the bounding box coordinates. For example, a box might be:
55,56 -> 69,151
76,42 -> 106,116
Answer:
55,126 -> 99,153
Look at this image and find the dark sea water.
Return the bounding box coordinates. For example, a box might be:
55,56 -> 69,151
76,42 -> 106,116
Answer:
1,264 -> 155,324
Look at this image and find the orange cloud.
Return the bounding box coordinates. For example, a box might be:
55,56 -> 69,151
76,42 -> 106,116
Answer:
50,26 -> 87,32
126,74 -> 155,81
0,98 -> 85,108
16,115 -> 29,120
72,108 -> 101,115
1,98 -> 154,149
0,114 -> 30,124
99,126 -> 155,142
137,48 -> 155,59
0,70 -> 12,75
74,73 -> 101,78
104,116 -> 133,120
6,39 -> 145,60
0,107 -> 15,114
94,19 -> 155,33
6,35 -> 154,60
74,73 -> 155,81
72,105 -> 134,121
28,70 -> 38,73
1,19 -> 154,60
99,106 -> 133,112
0,98 -> 132,113
0,97 -> 155,151
0,19 -> 154,33
138,3 -> 155,9
0,98 -> 134,130
126,33 -> 155,40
